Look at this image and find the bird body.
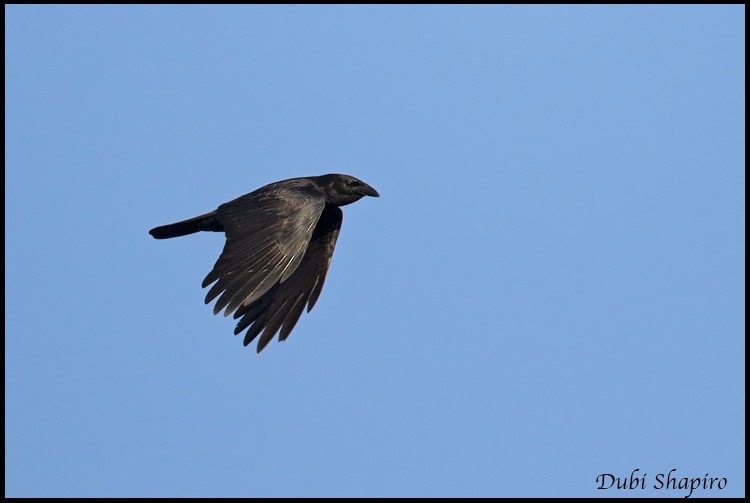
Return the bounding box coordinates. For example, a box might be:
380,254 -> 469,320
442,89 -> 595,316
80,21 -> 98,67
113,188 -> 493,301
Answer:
150,174 -> 379,352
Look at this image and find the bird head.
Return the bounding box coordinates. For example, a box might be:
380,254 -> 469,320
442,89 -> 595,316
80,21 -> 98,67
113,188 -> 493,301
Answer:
317,174 -> 380,206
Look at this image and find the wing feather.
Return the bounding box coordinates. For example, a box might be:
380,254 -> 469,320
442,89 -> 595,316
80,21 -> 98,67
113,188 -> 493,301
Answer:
201,179 -> 327,319
233,206 -> 343,352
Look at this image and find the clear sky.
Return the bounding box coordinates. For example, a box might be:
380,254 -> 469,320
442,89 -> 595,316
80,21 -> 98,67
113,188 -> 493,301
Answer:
5,5 -> 745,498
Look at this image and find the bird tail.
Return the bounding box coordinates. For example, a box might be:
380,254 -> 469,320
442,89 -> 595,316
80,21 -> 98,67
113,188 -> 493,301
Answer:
149,211 -> 224,239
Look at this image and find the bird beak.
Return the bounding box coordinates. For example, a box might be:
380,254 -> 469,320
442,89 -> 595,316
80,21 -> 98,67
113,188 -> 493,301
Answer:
359,182 -> 380,198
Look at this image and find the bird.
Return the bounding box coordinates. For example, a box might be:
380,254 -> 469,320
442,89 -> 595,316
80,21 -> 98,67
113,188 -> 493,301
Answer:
149,174 -> 379,353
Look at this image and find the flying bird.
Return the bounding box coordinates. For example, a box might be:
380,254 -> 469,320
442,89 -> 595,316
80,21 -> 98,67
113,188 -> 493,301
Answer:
149,174 -> 379,352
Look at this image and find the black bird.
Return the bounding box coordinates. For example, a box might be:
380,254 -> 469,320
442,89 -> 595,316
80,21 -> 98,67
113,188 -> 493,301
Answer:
149,174 -> 379,353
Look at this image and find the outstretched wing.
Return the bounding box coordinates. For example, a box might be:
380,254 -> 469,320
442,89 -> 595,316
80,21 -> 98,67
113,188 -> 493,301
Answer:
232,205 -> 343,352
202,179 -> 327,318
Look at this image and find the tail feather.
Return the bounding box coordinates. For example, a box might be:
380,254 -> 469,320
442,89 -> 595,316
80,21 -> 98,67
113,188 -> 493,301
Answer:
149,211 -> 223,239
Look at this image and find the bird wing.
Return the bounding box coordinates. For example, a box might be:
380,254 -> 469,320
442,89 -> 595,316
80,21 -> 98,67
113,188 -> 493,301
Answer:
232,205 -> 343,352
202,180 -> 327,317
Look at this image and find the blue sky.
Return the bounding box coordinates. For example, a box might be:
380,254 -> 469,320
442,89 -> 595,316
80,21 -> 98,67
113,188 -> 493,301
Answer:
5,5 -> 744,498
